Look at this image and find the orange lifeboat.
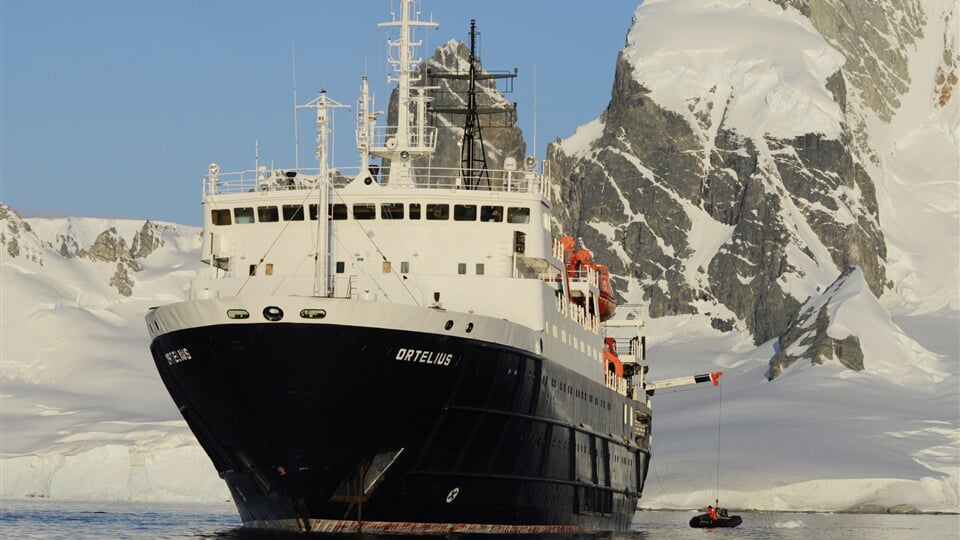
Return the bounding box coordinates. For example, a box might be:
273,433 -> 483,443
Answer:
560,236 -> 618,322
595,265 -> 617,322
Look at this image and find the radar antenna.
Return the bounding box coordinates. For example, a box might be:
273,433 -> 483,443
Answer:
429,19 -> 517,189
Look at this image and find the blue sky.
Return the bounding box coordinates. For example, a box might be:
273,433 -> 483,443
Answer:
2,1 -> 639,225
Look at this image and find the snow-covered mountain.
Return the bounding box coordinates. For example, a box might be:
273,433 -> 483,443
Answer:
1,0 -> 957,513
549,0 -> 957,353
0,204 -> 229,501
540,0 -> 958,512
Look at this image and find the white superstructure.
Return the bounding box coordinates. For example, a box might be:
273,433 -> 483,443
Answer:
187,0 -> 639,394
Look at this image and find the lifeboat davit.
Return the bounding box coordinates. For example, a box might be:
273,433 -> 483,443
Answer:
603,337 -> 624,377
561,236 -> 618,322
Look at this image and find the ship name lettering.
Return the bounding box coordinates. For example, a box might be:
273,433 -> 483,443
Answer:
164,348 -> 192,365
395,348 -> 453,366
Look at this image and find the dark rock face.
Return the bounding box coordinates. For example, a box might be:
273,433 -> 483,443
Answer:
768,267 -> 867,379
547,52 -> 887,349
0,203 -> 42,265
108,262 -> 136,297
79,228 -> 142,270
56,234 -> 79,258
78,227 -> 142,296
2,207 -> 23,259
130,220 -> 166,260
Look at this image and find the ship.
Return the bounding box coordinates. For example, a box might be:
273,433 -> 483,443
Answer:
145,1 -> 719,533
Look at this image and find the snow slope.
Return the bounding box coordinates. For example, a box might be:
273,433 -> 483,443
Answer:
623,0 -> 845,141
1,216 -> 229,502
639,300 -> 958,512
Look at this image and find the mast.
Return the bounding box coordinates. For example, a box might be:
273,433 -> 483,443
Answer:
298,92 -> 348,296
461,20 -> 487,187
429,19 -> 517,189
373,0 -> 439,185
356,76 -> 383,180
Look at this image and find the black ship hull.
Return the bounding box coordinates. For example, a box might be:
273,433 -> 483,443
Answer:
149,313 -> 649,533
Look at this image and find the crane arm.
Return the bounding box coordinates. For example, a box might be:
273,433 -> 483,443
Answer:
645,371 -> 722,395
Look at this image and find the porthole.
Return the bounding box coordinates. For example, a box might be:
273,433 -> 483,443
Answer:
465,322 -> 474,333
300,309 -> 327,319
263,306 -> 284,321
444,320 -> 454,331
226,309 -> 250,320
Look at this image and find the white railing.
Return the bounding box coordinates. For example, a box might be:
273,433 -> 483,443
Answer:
604,370 -> 628,394
567,265 -> 599,287
370,125 -> 438,152
203,165 -> 546,196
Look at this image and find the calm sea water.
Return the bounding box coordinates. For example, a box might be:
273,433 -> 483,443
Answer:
0,499 -> 957,539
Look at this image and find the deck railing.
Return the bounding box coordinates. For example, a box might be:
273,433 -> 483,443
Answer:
204,166 -> 547,197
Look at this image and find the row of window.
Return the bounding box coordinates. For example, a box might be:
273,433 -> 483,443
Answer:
211,203 -> 530,225
546,321 -> 601,363
546,375 -> 614,411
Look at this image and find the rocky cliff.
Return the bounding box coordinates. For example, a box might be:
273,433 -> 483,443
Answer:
1,204 -> 177,297
1,203 -> 44,265
542,0 -> 950,379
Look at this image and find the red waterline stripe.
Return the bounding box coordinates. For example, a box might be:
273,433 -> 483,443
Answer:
306,518 -> 589,534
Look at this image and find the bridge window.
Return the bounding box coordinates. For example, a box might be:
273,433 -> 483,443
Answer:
234,207 -> 255,224
481,205 -> 503,222
353,203 -> 376,220
282,205 -> 304,221
454,204 -> 477,221
409,203 -> 421,219
211,209 -> 231,225
258,206 -> 279,222
427,204 -> 449,220
381,203 -> 404,219
330,204 -> 347,220
309,204 -> 318,220
507,207 -> 530,224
